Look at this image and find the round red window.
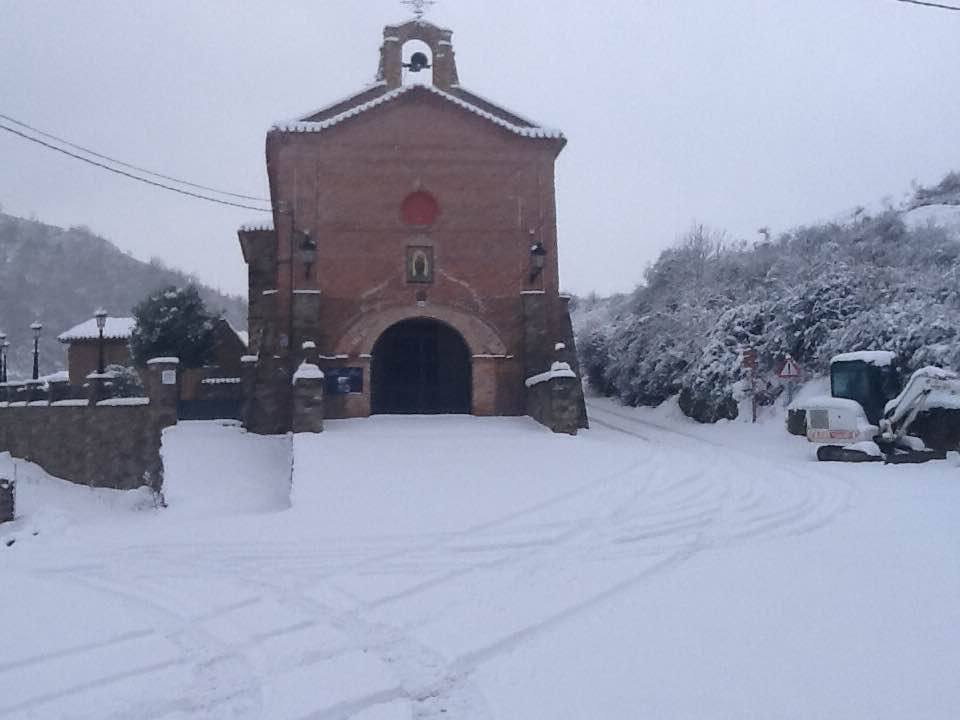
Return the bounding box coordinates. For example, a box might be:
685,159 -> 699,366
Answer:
401,191 -> 439,227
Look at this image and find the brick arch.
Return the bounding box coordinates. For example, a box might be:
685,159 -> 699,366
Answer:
335,305 -> 507,357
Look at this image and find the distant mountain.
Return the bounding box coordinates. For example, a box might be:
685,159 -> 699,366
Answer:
0,213 -> 246,378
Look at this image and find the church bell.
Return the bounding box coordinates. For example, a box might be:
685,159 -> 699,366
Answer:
404,51 -> 432,73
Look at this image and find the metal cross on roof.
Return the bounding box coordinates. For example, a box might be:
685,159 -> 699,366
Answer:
401,0 -> 436,20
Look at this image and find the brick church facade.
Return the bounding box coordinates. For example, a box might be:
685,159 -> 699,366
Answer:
238,18 -> 587,434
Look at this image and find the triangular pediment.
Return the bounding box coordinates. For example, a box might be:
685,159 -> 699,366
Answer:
272,84 -> 564,142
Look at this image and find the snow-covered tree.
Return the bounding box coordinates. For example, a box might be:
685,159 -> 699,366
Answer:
576,171 -> 960,422
130,286 -> 217,368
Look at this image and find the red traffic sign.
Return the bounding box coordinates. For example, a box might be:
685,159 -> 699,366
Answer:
778,356 -> 802,379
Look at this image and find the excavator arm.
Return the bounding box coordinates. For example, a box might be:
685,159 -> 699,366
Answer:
880,367 -> 960,446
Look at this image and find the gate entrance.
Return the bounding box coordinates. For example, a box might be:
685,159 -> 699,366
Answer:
371,319 -> 472,415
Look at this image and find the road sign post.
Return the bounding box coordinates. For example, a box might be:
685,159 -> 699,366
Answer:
778,355 -> 803,405
741,348 -> 759,423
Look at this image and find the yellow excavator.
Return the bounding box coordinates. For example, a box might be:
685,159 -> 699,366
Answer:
788,351 -> 960,463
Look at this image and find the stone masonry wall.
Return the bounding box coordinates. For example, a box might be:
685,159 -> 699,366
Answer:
527,375 -> 583,436
0,361 -> 178,491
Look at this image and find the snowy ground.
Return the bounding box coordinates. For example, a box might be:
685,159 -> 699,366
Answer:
1,402 -> 959,719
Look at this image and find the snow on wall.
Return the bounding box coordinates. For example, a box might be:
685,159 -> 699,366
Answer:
525,361 -> 577,388
239,220 -> 275,233
293,362 -> 325,383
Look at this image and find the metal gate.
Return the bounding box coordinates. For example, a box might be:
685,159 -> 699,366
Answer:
177,398 -> 243,421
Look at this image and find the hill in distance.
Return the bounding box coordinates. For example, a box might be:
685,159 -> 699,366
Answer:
0,212 -> 246,378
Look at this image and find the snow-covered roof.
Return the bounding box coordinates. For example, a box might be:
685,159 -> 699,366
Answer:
274,84 -> 564,141
384,18 -> 453,33
223,321 -> 249,347
239,219 -> 274,233
448,84 -> 541,127
798,396 -> 869,414
58,317 -> 135,343
831,351 -> 897,367
294,81 -> 388,124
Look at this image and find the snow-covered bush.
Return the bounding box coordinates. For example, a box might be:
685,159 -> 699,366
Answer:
576,172 -> 960,422
101,364 -> 145,398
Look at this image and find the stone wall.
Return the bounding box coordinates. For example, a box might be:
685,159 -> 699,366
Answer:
527,373 -> 583,436
0,360 -> 178,491
0,477 -> 13,524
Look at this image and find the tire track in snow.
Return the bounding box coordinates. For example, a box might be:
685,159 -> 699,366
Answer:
46,571 -> 266,720
0,628 -> 156,674
586,399 -> 853,547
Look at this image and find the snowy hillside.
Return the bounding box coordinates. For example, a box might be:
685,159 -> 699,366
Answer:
2,411 -> 959,719
0,213 -> 246,378
576,171 -> 960,422
904,202 -> 960,237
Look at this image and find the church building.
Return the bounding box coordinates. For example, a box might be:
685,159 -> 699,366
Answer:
238,15 -> 587,434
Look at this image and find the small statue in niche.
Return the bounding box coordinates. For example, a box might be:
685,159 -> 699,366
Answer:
407,246 -> 434,284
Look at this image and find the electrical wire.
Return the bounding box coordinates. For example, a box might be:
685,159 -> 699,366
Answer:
896,0 -> 960,11
0,111 -> 271,203
0,120 -> 272,213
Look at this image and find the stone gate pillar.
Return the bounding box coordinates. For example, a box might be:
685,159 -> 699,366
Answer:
292,362 -> 325,434
144,358 -> 180,427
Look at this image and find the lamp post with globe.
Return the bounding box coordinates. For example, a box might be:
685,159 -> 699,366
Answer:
30,321 -> 42,381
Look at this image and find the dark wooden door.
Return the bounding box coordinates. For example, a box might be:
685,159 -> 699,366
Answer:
372,320 -> 471,415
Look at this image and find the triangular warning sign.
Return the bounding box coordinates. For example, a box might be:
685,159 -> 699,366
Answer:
779,357 -> 801,379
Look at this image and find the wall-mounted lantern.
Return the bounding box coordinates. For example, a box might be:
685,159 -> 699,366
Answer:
94,308 -> 108,375
30,321 -> 42,381
529,236 -> 547,283
299,232 -> 318,280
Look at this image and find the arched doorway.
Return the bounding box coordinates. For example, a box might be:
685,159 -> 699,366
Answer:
372,318 -> 472,415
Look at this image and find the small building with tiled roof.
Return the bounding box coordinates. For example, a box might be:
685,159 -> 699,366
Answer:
58,316 -> 135,385
238,17 -> 587,434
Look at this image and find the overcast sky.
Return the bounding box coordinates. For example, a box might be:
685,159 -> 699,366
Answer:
1,0 -> 958,299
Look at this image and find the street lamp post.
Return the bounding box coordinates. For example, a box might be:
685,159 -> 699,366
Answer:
94,309 -> 108,375
0,332 -> 6,385
30,321 -> 42,381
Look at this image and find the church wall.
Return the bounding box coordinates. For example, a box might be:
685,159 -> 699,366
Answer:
263,95 -> 566,417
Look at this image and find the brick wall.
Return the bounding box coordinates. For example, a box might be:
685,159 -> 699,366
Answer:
66,340 -> 132,385
250,92 -> 569,420
236,21 -> 586,432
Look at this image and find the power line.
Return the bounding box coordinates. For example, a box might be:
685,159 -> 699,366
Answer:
0,120 -> 272,213
0,111 -> 272,203
896,0 -> 960,11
